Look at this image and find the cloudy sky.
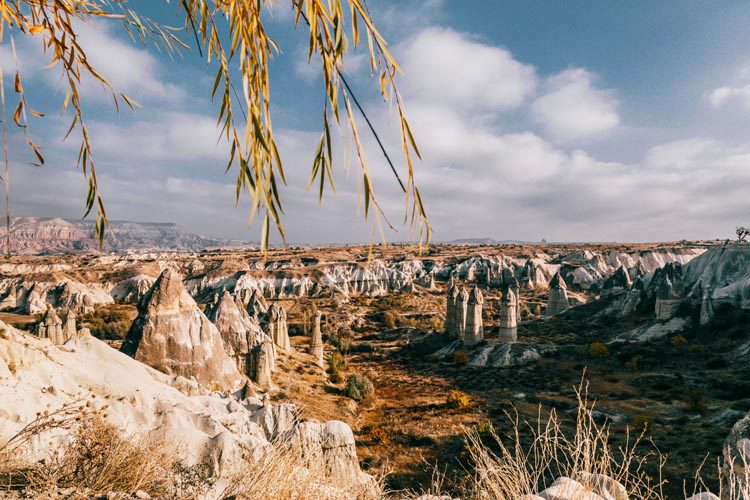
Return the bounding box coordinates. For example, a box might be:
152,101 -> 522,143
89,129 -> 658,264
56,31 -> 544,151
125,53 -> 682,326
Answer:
2,0 -> 750,244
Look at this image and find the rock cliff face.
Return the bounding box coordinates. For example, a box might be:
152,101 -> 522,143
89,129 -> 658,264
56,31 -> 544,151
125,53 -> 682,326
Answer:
6,216 -> 253,254
121,269 -> 243,391
204,290 -> 266,377
0,324 -> 370,491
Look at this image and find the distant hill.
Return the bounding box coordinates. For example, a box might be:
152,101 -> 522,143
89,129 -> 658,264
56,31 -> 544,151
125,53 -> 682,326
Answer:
443,237 -> 531,246
3,217 -> 256,255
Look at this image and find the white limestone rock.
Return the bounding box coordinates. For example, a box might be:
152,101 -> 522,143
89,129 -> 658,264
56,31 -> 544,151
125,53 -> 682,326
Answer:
120,269 -> 243,391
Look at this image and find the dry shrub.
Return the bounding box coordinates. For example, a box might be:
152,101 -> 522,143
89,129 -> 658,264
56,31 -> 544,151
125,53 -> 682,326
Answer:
328,351 -> 348,383
1,405 -> 175,497
446,389 -> 469,410
222,439 -> 383,500
463,383 -> 666,500
587,342 -> 610,359
345,373 -> 375,402
454,350 -> 469,366
51,416 -> 175,495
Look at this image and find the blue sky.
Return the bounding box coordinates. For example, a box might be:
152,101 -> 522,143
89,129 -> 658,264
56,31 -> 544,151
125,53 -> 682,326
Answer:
3,0 -> 750,243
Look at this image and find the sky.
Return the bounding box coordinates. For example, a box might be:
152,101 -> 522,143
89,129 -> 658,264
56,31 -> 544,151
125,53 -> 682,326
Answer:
2,0 -> 750,244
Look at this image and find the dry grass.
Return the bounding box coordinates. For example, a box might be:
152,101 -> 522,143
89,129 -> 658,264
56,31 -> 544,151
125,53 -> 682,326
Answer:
433,383 -> 750,500
458,383 -> 664,499
221,439 -> 384,500
0,406 -> 175,497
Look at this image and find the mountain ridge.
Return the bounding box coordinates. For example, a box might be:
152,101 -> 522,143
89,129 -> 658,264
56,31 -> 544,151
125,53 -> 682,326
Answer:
4,216 -> 256,255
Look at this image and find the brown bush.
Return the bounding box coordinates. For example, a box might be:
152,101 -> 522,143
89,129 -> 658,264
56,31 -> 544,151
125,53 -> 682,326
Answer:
454,350 -> 469,366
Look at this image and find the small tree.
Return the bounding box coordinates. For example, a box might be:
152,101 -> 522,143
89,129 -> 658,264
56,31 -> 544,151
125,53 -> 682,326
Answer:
737,227 -> 750,243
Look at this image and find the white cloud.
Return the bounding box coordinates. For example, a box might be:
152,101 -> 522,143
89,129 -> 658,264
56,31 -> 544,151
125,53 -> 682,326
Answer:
531,68 -> 620,142
73,22 -> 186,103
399,27 -> 537,112
707,84 -> 750,109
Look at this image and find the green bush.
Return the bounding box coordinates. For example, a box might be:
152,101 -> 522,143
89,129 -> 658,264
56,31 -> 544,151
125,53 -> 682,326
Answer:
446,389 -> 470,409
81,306 -> 133,340
327,352 -> 348,383
328,333 -> 352,354
670,335 -> 688,347
344,373 -> 375,402
587,342 -> 609,359
372,311 -> 398,328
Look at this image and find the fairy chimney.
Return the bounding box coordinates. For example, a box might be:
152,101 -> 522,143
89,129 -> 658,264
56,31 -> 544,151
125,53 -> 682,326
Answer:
546,272 -> 569,316
309,310 -> 325,367
464,287 -> 484,346
445,282 -> 459,338
455,287 -> 469,341
498,287 -> 518,342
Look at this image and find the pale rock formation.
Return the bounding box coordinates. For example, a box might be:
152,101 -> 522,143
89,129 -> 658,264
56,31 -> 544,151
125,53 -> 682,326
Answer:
574,472 -> 629,500
110,275 -> 156,304
25,286 -> 47,315
655,276 -> 681,321
700,284 -> 715,325
498,286 -> 518,342
188,258 -> 205,275
464,287 -> 484,346
120,269 -> 242,391
63,310 -> 77,341
309,310 -> 325,367
537,477 -> 604,500
508,276 -> 522,323
546,272 -> 570,316
0,285 -> 17,310
205,290 -> 264,376
294,420 -> 369,484
601,265 -> 631,297
38,309 -> 65,345
251,337 -> 276,388
57,280 -> 98,314
455,287 -> 469,341
0,324 -> 369,491
444,281 -> 459,338
267,303 -> 291,351
246,289 -> 269,317
621,277 -> 644,317
685,494 -> 719,500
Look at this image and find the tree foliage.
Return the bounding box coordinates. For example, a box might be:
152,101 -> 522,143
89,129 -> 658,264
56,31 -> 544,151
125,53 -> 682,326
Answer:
737,226 -> 749,243
0,0 -> 430,251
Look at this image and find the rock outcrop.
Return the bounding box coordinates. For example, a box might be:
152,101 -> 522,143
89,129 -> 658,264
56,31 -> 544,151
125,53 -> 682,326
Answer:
309,310 -> 325,367
498,287 -> 518,342
601,265 -> 631,297
0,323 -> 369,492
110,275 -> 156,304
37,309 -> 65,345
267,303 -> 290,351
120,269 -> 243,391
444,281 -> 459,338
546,272 -> 570,316
455,287 -> 469,341
205,290 -> 264,376
655,277 -> 680,320
465,287 -> 484,346
251,337 -> 276,388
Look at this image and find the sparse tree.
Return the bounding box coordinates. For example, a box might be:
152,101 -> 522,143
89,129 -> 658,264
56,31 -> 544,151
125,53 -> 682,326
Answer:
0,0 -> 430,252
737,226 -> 750,243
